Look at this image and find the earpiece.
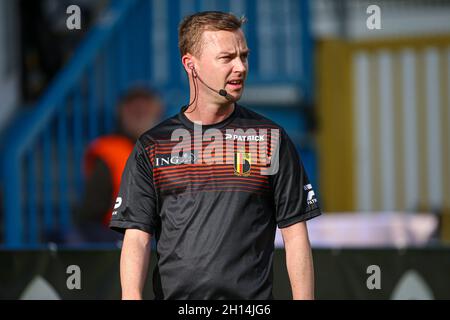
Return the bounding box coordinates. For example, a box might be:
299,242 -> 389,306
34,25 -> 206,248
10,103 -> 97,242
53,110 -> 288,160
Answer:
188,63 -> 197,77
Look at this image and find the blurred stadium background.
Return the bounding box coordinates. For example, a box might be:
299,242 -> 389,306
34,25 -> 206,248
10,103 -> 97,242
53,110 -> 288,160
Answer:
1,0 -> 450,299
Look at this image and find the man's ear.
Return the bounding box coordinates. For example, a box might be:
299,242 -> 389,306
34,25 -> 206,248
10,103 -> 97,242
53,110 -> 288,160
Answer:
182,55 -> 196,77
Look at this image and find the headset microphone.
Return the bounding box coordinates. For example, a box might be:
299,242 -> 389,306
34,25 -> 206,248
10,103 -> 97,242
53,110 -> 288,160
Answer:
218,89 -> 228,97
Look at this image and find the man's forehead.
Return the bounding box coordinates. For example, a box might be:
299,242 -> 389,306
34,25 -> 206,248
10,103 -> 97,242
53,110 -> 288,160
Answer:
200,29 -> 248,53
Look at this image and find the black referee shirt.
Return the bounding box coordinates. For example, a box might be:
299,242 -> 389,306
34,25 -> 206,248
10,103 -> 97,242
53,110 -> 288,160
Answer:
110,104 -> 321,299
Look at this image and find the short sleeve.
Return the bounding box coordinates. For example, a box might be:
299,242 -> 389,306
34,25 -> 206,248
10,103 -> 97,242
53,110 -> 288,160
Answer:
109,139 -> 158,235
271,129 -> 321,228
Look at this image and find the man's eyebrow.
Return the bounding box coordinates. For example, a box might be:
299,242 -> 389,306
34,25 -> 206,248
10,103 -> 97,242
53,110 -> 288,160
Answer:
217,49 -> 250,55
217,51 -> 234,55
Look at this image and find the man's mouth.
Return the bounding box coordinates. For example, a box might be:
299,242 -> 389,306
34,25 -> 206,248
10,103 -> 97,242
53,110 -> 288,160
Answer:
226,80 -> 243,89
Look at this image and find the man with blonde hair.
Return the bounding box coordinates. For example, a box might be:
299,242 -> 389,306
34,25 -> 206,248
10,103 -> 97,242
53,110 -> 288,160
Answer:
110,11 -> 321,300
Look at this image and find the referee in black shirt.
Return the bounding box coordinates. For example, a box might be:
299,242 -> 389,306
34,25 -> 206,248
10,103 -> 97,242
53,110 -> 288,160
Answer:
110,11 -> 321,300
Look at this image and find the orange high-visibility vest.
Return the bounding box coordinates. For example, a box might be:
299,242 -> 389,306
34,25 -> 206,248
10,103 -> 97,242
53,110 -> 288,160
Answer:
84,135 -> 134,225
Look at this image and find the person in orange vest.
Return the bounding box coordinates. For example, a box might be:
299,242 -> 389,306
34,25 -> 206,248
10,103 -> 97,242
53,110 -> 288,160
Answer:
74,87 -> 164,243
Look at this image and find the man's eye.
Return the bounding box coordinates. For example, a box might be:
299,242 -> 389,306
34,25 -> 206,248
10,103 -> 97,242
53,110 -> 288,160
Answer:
220,56 -> 231,61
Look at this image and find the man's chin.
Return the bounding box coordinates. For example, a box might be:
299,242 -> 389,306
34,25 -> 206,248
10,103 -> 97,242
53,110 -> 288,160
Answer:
228,91 -> 243,102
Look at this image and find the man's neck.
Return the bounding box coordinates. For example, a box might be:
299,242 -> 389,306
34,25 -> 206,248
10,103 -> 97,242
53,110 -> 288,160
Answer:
184,101 -> 235,126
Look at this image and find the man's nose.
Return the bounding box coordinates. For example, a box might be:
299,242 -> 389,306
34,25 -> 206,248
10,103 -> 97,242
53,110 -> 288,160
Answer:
233,58 -> 247,73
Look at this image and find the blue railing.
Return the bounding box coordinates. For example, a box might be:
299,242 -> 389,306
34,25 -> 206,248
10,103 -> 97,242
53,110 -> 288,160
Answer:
1,0 -> 313,247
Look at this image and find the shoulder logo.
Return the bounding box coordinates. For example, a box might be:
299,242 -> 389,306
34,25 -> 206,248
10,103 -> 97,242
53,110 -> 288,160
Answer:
234,151 -> 251,176
112,197 -> 122,215
114,197 -> 122,209
304,184 -> 317,205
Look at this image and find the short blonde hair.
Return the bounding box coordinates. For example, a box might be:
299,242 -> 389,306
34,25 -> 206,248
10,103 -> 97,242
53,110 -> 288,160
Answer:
178,11 -> 246,58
